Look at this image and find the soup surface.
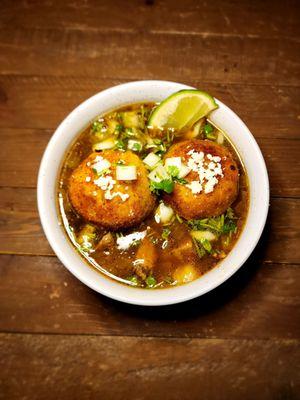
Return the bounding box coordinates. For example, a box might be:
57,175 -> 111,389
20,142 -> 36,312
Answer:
58,102 -> 249,288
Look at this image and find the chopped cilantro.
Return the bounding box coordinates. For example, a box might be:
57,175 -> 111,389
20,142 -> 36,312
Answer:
150,179 -> 174,194
91,121 -> 103,133
173,176 -> 187,185
167,165 -> 180,177
203,123 -> 216,140
166,166 -> 187,185
127,276 -> 139,285
200,238 -> 212,253
226,207 -> 236,220
132,142 -> 142,152
176,214 -> 183,223
115,139 -> 126,150
145,275 -> 157,288
192,238 -> 206,259
204,123 -> 214,134
92,168 -> 110,176
161,227 -> 171,240
115,124 -> 123,133
188,208 -> 237,235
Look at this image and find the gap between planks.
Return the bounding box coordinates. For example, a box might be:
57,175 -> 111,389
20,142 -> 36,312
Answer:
0,331 -> 299,342
1,25 -> 300,43
1,74 -> 300,88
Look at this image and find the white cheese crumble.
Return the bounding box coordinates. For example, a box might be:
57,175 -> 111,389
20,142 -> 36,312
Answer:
104,191 -> 129,202
91,158 -> 129,202
116,231 -> 147,251
186,151 -> 224,195
186,180 -> 202,194
94,175 -> 115,191
85,176 -> 91,182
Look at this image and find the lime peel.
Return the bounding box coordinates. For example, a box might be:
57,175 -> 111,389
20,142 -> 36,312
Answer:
148,89 -> 218,131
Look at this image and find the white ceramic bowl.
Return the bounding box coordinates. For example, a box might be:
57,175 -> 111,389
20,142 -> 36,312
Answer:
38,80 -> 269,306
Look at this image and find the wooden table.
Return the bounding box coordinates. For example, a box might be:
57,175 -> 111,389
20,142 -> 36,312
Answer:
0,1 -> 299,399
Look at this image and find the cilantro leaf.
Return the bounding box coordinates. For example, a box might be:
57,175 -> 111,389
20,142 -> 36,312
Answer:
150,179 -> 174,194
91,121 -> 103,133
204,123 -> 214,134
162,227 -> 171,240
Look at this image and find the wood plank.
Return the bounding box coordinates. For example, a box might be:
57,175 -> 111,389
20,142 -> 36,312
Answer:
0,189 -> 299,263
0,76 -> 299,139
0,28 -> 299,85
1,0 -> 299,39
0,255 -> 299,338
0,333 -> 299,400
0,187 -> 53,256
1,126 -> 299,197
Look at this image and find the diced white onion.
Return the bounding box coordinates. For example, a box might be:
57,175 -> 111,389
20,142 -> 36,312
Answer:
92,158 -> 111,174
93,138 -> 116,151
190,230 -> 217,241
178,164 -> 191,179
155,202 -> 174,224
165,157 -> 182,169
217,132 -> 224,145
116,165 -> 137,181
148,164 -> 169,182
143,153 -> 161,169
127,139 -> 143,151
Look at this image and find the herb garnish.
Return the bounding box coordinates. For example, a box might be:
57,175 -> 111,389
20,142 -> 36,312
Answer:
145,275 -> 157,288
161,227 -> 171,240
203,123 -> 216,140
91,120 -> 103,133
188,208 -> 237,235
150,179 -> 174,194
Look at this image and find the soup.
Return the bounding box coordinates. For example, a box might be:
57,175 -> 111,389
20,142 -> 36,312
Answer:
58,100 -> 249,289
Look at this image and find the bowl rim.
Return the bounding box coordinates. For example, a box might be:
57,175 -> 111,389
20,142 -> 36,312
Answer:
37,80 -> 269,306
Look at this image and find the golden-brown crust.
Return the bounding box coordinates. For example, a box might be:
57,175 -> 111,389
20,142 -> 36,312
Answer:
163,139 -> 239,219
68,150 -> 156,230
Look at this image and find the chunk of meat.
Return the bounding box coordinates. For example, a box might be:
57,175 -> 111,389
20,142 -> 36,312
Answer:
95,232 -> 115,251
134,237 -> 158,279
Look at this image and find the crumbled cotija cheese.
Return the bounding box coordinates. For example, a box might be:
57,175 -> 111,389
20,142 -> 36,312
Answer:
91,157 -> 129,202
116,231 -> 147,250
186,150 -> 224,194
105,191 -> 129,201
186,180 -> 202,194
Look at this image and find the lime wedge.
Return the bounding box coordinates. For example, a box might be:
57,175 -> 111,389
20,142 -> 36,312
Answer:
148,89 -> 218,130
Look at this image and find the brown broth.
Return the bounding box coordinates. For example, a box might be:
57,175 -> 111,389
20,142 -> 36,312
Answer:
58,102 -> 249,289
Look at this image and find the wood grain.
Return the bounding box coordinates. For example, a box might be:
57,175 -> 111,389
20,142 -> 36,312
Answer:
1,188 -> 300,263
1,127 -> 300,197
0,333 -> 299,400
0,1 -> 299,398
0,76 -> 299,138
0,254 -> 299,339
1,0 -> 299,39
0,28 -> 299,85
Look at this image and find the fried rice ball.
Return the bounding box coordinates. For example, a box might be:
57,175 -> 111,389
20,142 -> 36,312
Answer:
68,150 -> 156,230
163,139 -> 239,219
